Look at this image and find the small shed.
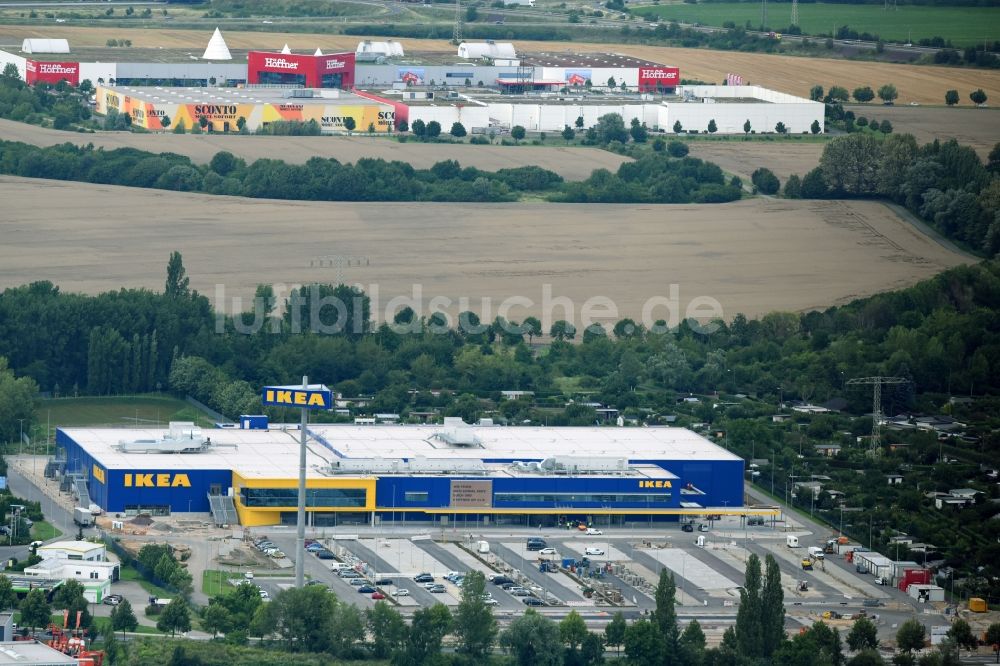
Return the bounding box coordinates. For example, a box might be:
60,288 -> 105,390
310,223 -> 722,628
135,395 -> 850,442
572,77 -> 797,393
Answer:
908,584 -> 945,602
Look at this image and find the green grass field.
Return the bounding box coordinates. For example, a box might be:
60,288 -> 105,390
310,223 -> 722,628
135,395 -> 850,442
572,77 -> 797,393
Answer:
201,570 -> 239,597
37,394 -> 215,430
632,2 -> 998,46
30,521 -> 62,541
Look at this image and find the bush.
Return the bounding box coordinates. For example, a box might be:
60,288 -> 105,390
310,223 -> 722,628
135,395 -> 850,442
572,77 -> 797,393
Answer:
751,167 -> 780,195
666,141 -> 688,157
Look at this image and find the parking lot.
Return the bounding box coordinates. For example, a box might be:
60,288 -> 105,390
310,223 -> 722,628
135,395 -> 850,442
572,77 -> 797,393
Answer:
241,517 -> 838,614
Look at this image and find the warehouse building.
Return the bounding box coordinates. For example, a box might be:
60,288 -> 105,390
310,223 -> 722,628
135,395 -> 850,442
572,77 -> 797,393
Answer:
58,419 -> 753,528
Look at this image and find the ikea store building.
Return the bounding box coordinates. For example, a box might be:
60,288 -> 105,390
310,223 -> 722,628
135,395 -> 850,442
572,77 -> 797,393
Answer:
58,419 -> 747,528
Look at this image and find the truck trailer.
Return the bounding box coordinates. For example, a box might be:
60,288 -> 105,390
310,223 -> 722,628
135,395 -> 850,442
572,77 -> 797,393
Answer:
73,507 -> 94,527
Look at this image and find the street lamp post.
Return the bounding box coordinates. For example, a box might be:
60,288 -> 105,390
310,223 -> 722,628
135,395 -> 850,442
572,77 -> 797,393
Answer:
18,419 -> 24,456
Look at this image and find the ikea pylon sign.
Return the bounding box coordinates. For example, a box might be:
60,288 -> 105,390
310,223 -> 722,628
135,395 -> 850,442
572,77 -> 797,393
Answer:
262,384 -> 332,410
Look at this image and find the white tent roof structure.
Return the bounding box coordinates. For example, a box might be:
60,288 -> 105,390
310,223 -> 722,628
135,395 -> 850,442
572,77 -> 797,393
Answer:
21,38 -> 69,54
457,41 -> 516,60
356,40 -> 405,57
314,47 -> 323,56
280,44 -> 292,54
201,28 -> 232,60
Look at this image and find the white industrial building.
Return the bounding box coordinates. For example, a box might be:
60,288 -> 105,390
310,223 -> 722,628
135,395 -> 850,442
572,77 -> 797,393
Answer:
23,559 -> 117,603
356,40 -> 405,59
35,541 -> 106,562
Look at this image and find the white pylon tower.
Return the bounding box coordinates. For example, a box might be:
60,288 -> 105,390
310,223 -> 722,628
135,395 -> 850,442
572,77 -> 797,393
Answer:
761,0 -> 768,28
791,0 -> 798,27
453,0 -> 463,44
847,377 -> 908,458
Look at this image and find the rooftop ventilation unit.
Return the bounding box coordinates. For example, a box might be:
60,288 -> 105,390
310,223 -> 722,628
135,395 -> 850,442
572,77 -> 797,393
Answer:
431,417 -> 482,447
115,421 -> 227,454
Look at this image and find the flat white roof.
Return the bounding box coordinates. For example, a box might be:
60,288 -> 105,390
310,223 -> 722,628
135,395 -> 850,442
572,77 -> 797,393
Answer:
0,642 -> 77,665
63,424 -> 739,479
37,541 -> 104,553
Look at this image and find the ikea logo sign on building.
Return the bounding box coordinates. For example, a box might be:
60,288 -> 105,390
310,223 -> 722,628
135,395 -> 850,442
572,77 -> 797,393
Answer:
262,385 -> 332,410
638,480 -> 673,489
124,473 -> 191,488
92,465 -> 106,484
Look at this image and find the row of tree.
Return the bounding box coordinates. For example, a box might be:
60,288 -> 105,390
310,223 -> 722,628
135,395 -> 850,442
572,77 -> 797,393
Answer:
784,134 -> 999,256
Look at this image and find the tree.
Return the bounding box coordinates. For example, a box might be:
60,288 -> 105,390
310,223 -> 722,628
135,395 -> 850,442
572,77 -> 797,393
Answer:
652,138 -> 665,152
801,166 -> 829,198
107,597 -> 138,639
398,603 -> 452,665
879,120 -> 893,134
708,119 -> 718,134
653,569 -> 680,662
828,86 -> 849,102
986,623 -> 1000,662
680,620 -> 707,663
0,576 -> 15,610
236,116 -> 246,132
562,125 -> 575,140
164,251 -> 189,298
607,76 -> 616,89
673,120 -> 683,133
744,119 -> 751,135
411,119 -> 426,137
604,611 -> 626,655
1,62 -> 19,81
735,553 -> 763,658
343,117 -> 356,134
426,120 -> 442,139
624,618 -> 666,662
210,151 -> 239,176
576,115 -> 584,128
847,615 -> 879,651
19,588 -> 51,633
944,89 -> 959,106
466,4 -> 478,20
819,133 -> 881,195
450,122 -> 467,138
896,618 -> 926,653
853,86 -> 875,103
157,597 -> 192,636
877,84 -> 898,104
809,85 -> 824,101
522,316 -> 542,343
668,141 -> 689,157
971,88 -> 988,106
202,603 -> 232,638
784,174 -> 802,198
848,649 -> 886,666
811,119 -> 822,134
946,618 -> 977,651
366,601 -> 406,659
629,119 -> 648,143
752,168 -> 781,195
454,571 -> 497,659
761,555 -> 784,657
775,121 -> 787,134
595,114 -> 628,144
500,609 -> 562,666
560,610 -> 589,652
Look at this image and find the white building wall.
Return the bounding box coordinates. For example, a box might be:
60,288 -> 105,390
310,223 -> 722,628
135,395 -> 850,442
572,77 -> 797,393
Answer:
407,104 -> 490,132
0,50 -> 26,81
79,62 -> 117,86
668,85 -> 824,134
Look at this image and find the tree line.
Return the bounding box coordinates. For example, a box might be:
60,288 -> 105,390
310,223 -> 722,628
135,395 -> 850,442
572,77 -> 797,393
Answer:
783,133 -> 1000,256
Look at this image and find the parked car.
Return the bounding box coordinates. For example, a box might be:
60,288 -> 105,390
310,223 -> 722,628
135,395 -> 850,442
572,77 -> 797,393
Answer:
522,597 -> 545,606
510,588 -> 530,596
413,573 -> 434,583
358,585 -> 376,594
698,524 -> 709,532
500,582 -> 518,590
394,588 -> 410,597
585,547 -> 605,556
372,591 -> 386,600
585,528 -> 603,535
484,598 -> 500,606
422,582 -> 440,589
339,571 -> 361,579
259,590 -> 270,601
315,550 -> 335,560
102,594 -> 123,606
539,547 -> 557,555
682,524 -> 694,533
305,580 -> 328,588
491,576 -> 514,586
428,585 -> 446,593
375,578 -> 394,586
305,543 -> 325,552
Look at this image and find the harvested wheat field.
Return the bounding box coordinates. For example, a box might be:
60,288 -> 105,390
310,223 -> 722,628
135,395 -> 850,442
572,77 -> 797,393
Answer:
687,142 -> 824,182
843,105 -> 1000,158
1,25 -> 998,104
0,119 -> 627,180
0,176 -> 971,325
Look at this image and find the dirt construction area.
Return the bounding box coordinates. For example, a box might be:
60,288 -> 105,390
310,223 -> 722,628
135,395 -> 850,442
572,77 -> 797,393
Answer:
1,25 -> 998,104
0,176 -> 971,322
0,119 -> 628,181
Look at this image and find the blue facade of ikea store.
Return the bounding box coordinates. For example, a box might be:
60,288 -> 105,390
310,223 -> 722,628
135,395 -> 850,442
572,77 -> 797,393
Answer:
59,426 -> 744,525
59,430 -> 231,514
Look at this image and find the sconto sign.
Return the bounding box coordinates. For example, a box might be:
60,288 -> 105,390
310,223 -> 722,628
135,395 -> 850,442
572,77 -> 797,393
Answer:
262,385 -> 332,409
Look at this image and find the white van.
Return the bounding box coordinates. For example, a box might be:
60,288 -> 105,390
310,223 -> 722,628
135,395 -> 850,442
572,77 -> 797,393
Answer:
329,562 -> 352,571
